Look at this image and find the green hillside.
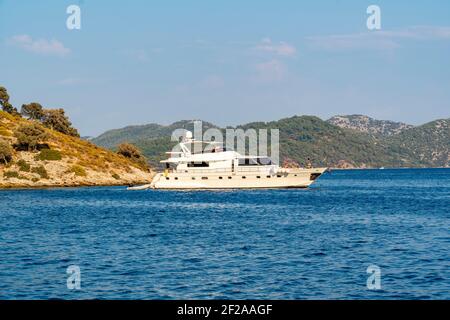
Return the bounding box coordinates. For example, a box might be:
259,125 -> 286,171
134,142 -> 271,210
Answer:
93,120 -> 217,149
92,116 -> 450,169
384,119 -> 449,167
238,116 -> 398,168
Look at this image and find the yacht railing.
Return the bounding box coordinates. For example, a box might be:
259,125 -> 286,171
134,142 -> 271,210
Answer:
174,166 -> 274,174
175,168 -> 232,174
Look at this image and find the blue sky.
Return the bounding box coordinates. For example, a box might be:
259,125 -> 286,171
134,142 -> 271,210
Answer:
1,0 -> 449,136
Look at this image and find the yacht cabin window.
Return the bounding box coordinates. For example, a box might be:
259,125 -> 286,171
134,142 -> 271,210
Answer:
238,157 -> 272,166
187,162 -> 209,167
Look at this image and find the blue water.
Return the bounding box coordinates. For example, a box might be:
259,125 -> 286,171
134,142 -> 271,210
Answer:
0,169 -> 449,300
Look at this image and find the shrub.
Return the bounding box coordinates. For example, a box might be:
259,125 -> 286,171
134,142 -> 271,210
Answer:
14,123 -> 49,151
17,159 -> 30,172
117,143 -> 142,158
117,143 -> 148,168
112,173 -> 120,180
0,140 -> 13,164
36,149 -> 62,161
69,165 -> 87,177
31,165 -> 49,179
31,177 -> 39,183
4,171 -> 19,179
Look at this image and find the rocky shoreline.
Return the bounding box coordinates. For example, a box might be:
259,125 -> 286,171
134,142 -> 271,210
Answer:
0,181 -> 150,189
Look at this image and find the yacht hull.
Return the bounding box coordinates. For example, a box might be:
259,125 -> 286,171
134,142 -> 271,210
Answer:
150,168 -> 327,190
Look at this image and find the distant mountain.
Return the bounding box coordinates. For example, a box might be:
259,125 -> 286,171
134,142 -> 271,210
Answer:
93,120 -> 217,149
237,116 -> 397,168
384,118 -> 450,167
92,115 -> 450,169
327,114 -> 414,137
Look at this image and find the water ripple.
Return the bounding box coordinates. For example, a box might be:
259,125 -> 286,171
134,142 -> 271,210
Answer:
0,168 -> 449,299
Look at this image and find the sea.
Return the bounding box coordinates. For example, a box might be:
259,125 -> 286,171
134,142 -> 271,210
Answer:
0,168 -> 449,299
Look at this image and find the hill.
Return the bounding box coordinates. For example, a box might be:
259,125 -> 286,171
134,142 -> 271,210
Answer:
91,115 -> 450,169
384,118 -> 450,167
93,120 -> 218,149
0,111 -> 152,188
237,116 -> 398,168
327,114 -> 413,137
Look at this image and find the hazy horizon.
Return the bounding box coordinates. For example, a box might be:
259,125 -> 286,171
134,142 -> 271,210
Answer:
1,0 -> 449,136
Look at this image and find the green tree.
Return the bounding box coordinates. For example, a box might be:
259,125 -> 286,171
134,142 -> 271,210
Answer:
0,86 -> 19,115
14,123 -> 49,151
117,142 -> 148,167
117,142 -> 143,158
0,139 -> 13,164
21,102 -> 45,121
42,108 -> 80,137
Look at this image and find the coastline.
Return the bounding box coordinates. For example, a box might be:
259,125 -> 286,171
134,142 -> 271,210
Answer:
0,169 -> 153,190
1,167 -> 448,190
0,182 -> 147,190
0,180 -> 150,190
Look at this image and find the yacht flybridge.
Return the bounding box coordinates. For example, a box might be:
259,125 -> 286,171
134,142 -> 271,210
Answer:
142,131 -> 327,190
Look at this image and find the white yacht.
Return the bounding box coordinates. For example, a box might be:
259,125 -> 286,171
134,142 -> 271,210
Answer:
144,131 -> 327,190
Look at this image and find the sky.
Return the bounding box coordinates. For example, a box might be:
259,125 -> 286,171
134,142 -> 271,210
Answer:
0,0 -> 449,136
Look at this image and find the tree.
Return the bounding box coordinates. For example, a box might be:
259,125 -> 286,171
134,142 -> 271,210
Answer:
14,123 -> 49,151
0,86 -> 19,115
42,108 -> 79,137
21,102 -> 45,121
117,142 -> 147,166
0,140 -> 13,164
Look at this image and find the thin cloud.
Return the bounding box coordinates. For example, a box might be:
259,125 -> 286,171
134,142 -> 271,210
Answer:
307,26 -> 450,51
255,38 -> 297,57
307,33 -> 399,51
9,34 -> 70,57
253,59 -> 287,83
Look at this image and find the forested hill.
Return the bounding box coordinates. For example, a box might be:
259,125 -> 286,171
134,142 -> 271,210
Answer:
327,114 -> 414,137
92,115 -> 450,169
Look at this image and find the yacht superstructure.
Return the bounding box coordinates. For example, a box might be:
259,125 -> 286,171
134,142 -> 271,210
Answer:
147,131 -> 327,189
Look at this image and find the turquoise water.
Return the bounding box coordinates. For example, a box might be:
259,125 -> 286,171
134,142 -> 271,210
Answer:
0,169 -> 449,299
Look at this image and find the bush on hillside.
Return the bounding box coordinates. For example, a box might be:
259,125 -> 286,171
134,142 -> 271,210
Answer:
14,123 -> 49,151
31,165 -> 49,179
17,159 -> 30,172
4,170 -> 19,179
69,165 -> 87,177
0,140 -> 13,164
36,149 -> 62,161
117,143 -> 148,168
